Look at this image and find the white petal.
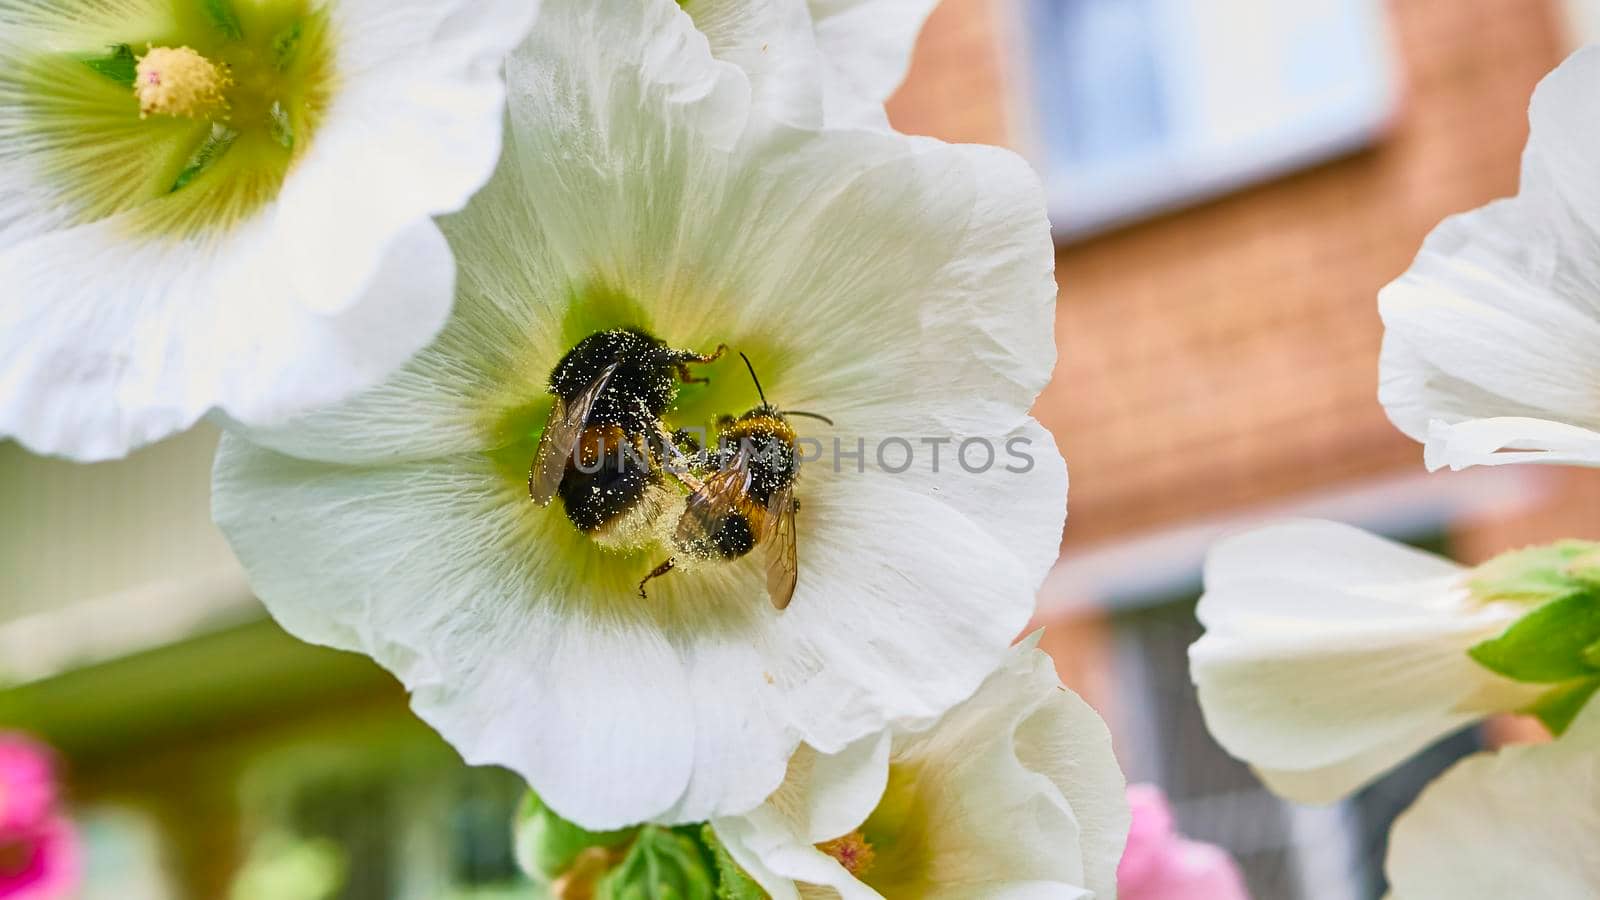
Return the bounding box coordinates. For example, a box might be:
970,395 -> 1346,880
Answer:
276,0 -> 539,314
1421,416 -> 1600,470
680,0 -> 825,126
892,645 -> 1128,898
1378,48 -> 1600,469
679,0 -> 937,128
1191,520 -> 1540,803
212,436 -> 697,830
808,0 -> 938,107
655,632 -> 794,825
1386,698 -> 1600,899
0,213 -> 454,461
710,736 -> 891,900
221,132 -> 571,465
799,733 -> 892,845
767,472 -> 1049,754
715,644 -> 1126,899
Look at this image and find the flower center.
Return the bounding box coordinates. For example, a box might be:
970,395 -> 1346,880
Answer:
17,0 -> 335,237
135,46 -> 231,119
0,835 -> 32,878
818,830 -> 876,877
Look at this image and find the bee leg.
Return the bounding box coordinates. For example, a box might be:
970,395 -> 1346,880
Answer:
653,426 -> 707,490
638,558 -> 677,598
670,428 -> 703,455
676,363 -> 712,385
675,343 -> 729,384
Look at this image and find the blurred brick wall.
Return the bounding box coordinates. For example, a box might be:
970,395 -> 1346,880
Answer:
888,0 -> 1600,551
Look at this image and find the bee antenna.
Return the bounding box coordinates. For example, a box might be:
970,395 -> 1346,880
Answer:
783,410 -> 834,426
739,351 -> 769,408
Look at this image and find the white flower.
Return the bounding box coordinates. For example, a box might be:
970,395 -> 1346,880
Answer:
1189,520 -> 1542,804
710,639 -> 1129,900
681,0 -> 937,127
1387,695 -> 1600,900
212,0 -> 1065,830
1378,46 -> 1600,471
0,0 -> 538,460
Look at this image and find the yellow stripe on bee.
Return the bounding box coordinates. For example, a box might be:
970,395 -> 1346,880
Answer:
722,415 -> 797,443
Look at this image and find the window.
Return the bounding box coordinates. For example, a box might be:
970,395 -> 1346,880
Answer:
1023,0 -> 1398,238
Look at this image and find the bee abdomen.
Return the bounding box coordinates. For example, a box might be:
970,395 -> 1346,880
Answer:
558,458 -> 653,533
710,514 -> 757,560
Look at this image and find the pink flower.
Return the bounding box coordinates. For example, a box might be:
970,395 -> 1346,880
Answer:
0,816 -> 81,900
0,737 -> 56,834
1119,784 -> 1251,900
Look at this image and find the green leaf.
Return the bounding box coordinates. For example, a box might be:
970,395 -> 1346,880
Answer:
203,0 -> 244,40
598,828 -> 715,900
1468,588 -> 1600,683
701,826 -> 767,900
84,44 -> 138,86
512,790 -> 635,884
1525,678 -> 1600,736
1469,541 -> 1600,605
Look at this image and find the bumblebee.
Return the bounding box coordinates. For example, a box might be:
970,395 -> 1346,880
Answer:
529,328 -> 723,547
640,354 -> 832,610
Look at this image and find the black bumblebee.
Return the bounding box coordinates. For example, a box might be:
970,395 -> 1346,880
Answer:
529,328 -> 724,548
640,354 -> 831,610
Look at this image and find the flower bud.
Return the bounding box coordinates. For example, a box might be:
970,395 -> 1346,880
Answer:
513,791 -> 634,887
1467,540 -> 1600,606
597,828 -> 714,900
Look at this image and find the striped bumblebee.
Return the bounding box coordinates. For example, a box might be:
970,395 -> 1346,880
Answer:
640,355 -> 831,610
529,328 -> 724,548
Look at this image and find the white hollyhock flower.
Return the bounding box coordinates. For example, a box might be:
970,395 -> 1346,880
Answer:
710,639 -> 1129,900
1387,696 -> 1600,899
1379,46 -> 1600,471
0,0 -> 538,460
1189,520 -> 1543,804
212,0 -> 1064,830
681,0 -> 937,127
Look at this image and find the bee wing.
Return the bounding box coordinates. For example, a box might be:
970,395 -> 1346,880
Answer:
528,361 -> 619,505
763,486 -> 798,611
674,447 -> 752,549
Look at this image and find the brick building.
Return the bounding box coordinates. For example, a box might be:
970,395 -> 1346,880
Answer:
888,0 -> 1597,896
2,1 -> 1595,897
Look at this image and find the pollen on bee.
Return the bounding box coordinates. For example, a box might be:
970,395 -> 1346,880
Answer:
134,46 -> 231,119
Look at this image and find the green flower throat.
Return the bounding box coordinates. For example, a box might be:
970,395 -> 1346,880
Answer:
18,0 -> 335,238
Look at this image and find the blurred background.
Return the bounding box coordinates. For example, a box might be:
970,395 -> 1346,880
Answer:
6,0 -> 1600,897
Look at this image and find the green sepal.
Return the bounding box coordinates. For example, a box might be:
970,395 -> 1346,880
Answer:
83,44 -> 138,86
1468,587 -> 1600,683
272,20 -> 304,70
1524,678 -> 1600,736
513,790 -> 636,885
597,827 -> 715,900
268,102 -> 294,151
1468,541 -> 1600,605
203,0 -> 245,40
170,124 -> 239,193
701,825 -> 767,900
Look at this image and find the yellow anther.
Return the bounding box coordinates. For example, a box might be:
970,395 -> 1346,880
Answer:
818,830 -> 877,877
134,46 -> 230,119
